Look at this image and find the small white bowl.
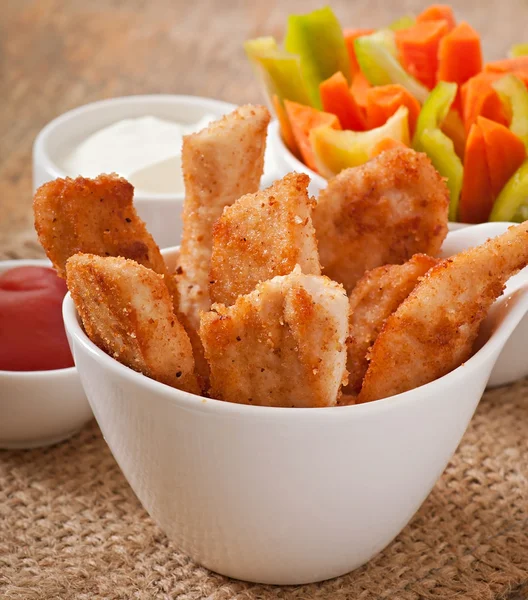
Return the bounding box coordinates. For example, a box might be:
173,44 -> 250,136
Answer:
33,95 -> 280,249
63,223 -> 528,585
0,259 -> 92,449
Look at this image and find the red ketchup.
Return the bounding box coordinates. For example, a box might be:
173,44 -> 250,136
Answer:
0,266 -> 74,371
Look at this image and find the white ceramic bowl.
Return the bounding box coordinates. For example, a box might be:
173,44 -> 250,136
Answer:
63,223 -> 528,585
0,259 -> 92,449
33,95 -> 280,249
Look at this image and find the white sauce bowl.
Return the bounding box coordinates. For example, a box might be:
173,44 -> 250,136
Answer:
33,95 -> 280,249
0,259 -> 92,449
62,222 -> 528,584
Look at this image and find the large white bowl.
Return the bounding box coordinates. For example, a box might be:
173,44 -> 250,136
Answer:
33,95 -> 279,249
62,223 -> 528,585
0,259 -> 92,449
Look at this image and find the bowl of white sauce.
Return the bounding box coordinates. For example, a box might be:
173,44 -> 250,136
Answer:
33,95 -> 279,248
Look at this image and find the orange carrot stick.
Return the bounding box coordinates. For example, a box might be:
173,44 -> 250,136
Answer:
416,5 -> 456,31
437,22 -> 482,89
485,57 -> 528,74
477,115 -> 526,197
272,95 -> 299,156
343,28 -> 375,75
284,100 -> 341,172
395,20 -> 450,89
320,71 -> 365,130
365,84 -> 421,134
350,70 -> 372,112
461,73 -> 509,134
459,122 -> 494,223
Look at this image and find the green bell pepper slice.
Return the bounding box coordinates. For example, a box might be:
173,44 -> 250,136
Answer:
284,6 -> 350,109
490,159 -> 528,222
354,29 -> 429,103
413,81 -> 463,221
493,74 -> 528,149
508,43 -> 528,58
244,37 -> 312,107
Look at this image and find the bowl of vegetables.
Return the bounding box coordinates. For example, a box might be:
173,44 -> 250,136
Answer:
246,4 -> 528,224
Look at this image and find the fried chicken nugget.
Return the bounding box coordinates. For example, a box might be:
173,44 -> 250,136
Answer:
358,221 -> 528,403
177,105 -> 270,328
66,254 -> 199,394
346,254 -> 438,394
33,173 -> 180,306
200,266 -> 349,407
209,172 -> 320,305
312,147 -> 449,293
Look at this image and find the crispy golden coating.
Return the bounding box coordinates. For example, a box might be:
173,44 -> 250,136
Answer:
346,254 -> 438,394
177,105 -> 271,329
209,172 -> 320,305
313,147 -> 449,293
66,254 -> 199,394
33,173 -> 180,307
358,221 -> 528,403
200,267 -> 349,407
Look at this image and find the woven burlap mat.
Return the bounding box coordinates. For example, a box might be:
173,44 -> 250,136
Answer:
0,377 -> 526,599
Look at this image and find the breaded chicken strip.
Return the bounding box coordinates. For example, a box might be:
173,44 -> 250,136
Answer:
209,173 -> 320,305
66,254 -> 199,394
313,147 -> 449,293
200,266 -> 349,408
359,221 -> 528,403
346,254 -> 438,394
177,105 -> 270,328
33,173 -> 180,306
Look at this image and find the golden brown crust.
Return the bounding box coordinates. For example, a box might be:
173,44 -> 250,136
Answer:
200,268 -> 349,407
209,172 -> 320,305
66,253 -> 199,394
313,147 -> 449,294
177,105 -> 271,328
346,254 -> 438,394
358,222 -> 528,403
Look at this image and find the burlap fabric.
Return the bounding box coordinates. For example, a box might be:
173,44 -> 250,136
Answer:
1,366 -> 527,598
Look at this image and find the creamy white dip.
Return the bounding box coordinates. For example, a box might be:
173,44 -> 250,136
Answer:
59,115 -> 215,195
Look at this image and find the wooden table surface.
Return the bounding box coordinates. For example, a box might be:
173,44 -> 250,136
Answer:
1,0 -> 526,259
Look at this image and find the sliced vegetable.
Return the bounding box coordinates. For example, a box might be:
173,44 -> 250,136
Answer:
244,37 -> 312,107
350,70 -> 372,110
310,105 -> 410,178
478,115 -> 526,197
284,100 -> 341,171
459,123 -> 493,223
272,95 -> 298,156
413,81 -> 463,220
388,16 -> 416,31
485,56 -> 528,74
355,29 -> 430,102
369,137 -> 407,158
437,22 -> 482,91
461,73 -> 509,134
493,74 -> 528,148
416,5 -> 456,31
395,20 -> 450,89
365,83 -> 421,134
320,71 -> 365,130
284,7 -> 350,108
441,109 -> 466,159
490,159 -> 528,221
344,28 -> 374,75
509,44 -> 528,58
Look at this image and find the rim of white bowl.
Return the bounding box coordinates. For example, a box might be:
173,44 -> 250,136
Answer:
34,94 -> 238,203
62,247 -> 520,419
0,258 -> 77,377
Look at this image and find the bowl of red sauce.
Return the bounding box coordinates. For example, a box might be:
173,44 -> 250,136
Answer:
0,259 -> 92,449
